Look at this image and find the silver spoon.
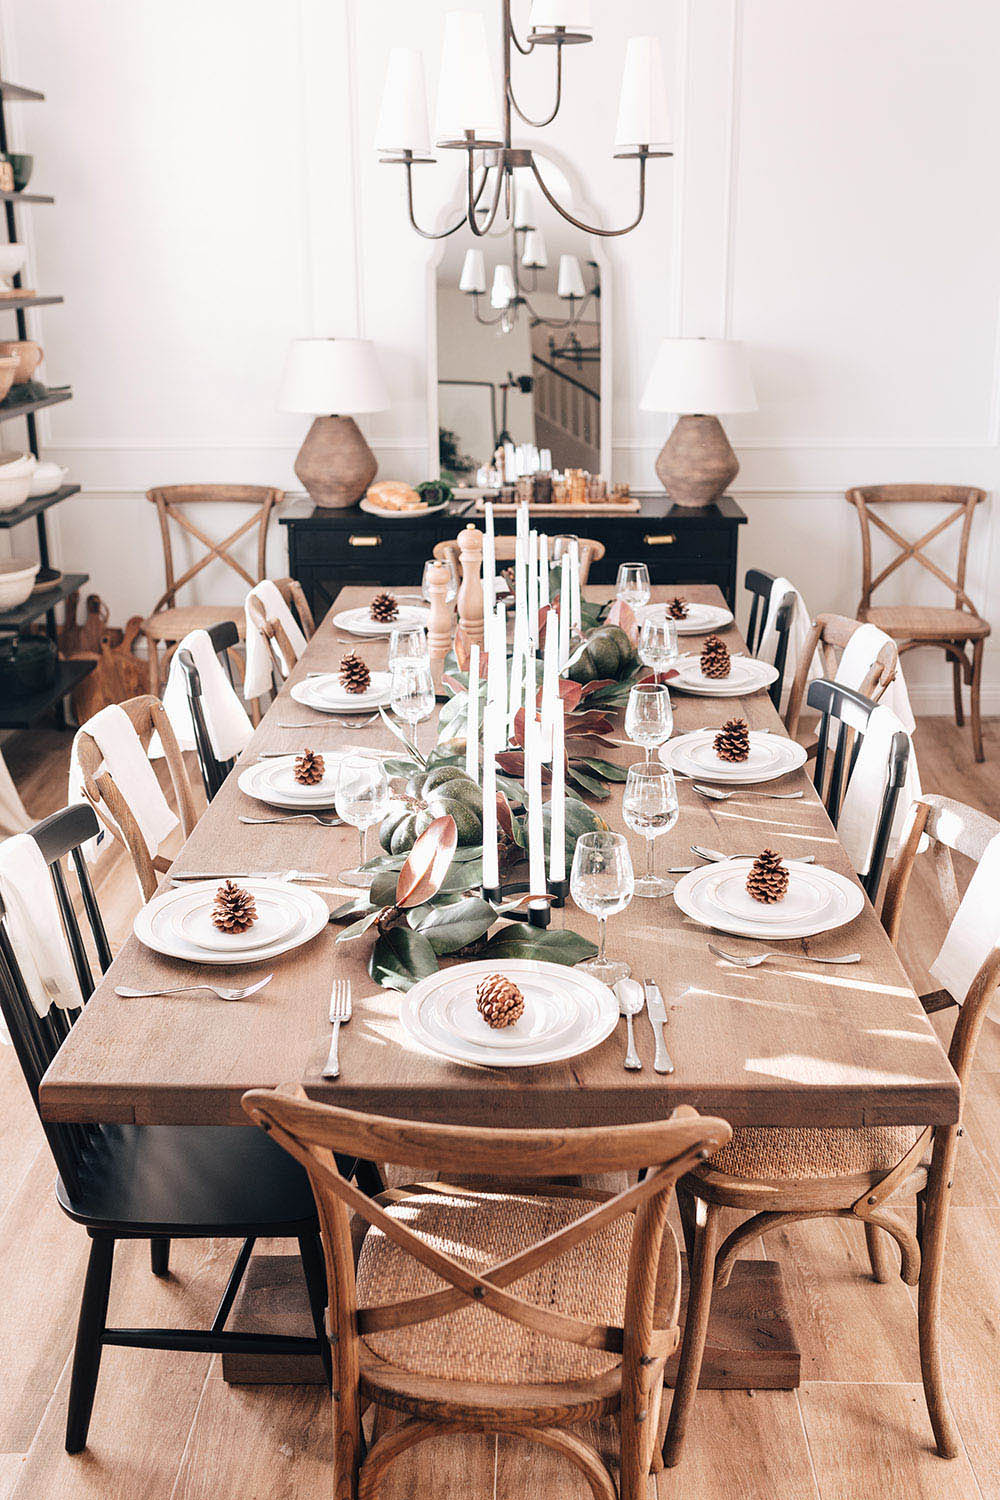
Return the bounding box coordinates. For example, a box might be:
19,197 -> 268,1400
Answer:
115,975 -> 273,1001
708,944 -> 861,968
613,978 -> 644,1070
239,813 -> 343,827
691,844 -> 815,865
693,783 -> 805,801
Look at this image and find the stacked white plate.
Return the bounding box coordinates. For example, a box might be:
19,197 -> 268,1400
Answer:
290,671 -> 393,714
400,959 -> 619,1068
670,653 -> 779,697
662,729 -> 807,784
238,754 -> 342,809
134,879 -> 330,964
640,601 -> 733,636
673,858 -> 864,939
333,604 -> 429,637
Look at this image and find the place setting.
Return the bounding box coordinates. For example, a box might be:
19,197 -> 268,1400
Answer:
661,715 -> 807,783
332,588 -> 429,638
669,633 -> 780,697
672,846 -> 865,940
133,875 -> 332,967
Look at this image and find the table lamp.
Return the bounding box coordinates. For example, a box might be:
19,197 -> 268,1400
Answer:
639,337 -> 756,507
278,338 -> 389,508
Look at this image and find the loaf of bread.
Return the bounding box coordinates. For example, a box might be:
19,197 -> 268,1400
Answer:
366,480 -> 423,512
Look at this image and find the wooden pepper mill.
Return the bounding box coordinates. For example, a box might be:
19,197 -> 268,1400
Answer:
424,561 -> 454,659
456,525 -> 485,650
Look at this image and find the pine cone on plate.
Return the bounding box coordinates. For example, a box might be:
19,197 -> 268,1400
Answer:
339,652 -> 371,694
370,591 -> 399,624
714,718 -> 750,763
700,634 -> 731,679
746,849 -> 789,905
212,880 -> 258,933
667,596 -> 689,620
294,749 -> 325,786
475,973 -> 525,1030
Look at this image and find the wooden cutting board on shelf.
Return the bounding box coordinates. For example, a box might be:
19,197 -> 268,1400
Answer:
58,592 -> 148,718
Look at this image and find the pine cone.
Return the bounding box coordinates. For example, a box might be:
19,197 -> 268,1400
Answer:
339,652 -> 371,694
475,973 -> 525,1030
700,634 -> 731,679
370,591 -> 399,623
212,880 -> 258,933
294,749 -> 325,786
714,718 -> 750,763
667,596 -> 689,620
746,849 -> 789,905
501,565 -> 517,595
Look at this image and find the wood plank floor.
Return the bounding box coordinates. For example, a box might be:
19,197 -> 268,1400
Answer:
2,715 -> 999,1499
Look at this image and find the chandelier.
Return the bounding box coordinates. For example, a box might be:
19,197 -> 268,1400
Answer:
457,207 -> 599,335
375,2 -> 673,242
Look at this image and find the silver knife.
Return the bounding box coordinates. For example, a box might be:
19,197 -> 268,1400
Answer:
643,979 -> 675,1075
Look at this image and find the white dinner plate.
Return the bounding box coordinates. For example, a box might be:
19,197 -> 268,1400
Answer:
640,601 -> 734,636
707,864 -> 835,925
237,756 -> 342,810
673,858 -> 864,939
400,959 -> 619,1068
134,880 -> 330,965
333,604 -> 429,638
289,674 -> 393,715
173,885 -> 304,953
359,496 -> 448,519
661,730 -> 807,784
669,654 -> 779,698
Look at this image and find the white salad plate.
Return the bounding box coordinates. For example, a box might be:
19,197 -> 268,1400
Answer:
238,755 -> 342,809
134,880 -> 330,965
641,601 -> 733,636
333,604 -> 429,637
399,959 -> 619,1068
661,729 -> 807,784
290,672 -> 393,714
673,858 -> 864,940
669,653 -> 779,698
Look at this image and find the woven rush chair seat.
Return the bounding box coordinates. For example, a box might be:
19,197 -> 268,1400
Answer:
704,1124 -> 924,1184
861,604 -> 990,641
357,1184 -> 640,1385
140,603 -> 245,641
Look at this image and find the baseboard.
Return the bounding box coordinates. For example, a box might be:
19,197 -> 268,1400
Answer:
909,686 -> 1000,715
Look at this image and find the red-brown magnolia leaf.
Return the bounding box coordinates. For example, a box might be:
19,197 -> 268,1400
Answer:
639,668 -> 680,686
496,750 -> 526,777
452,625 -> 471,671
557,679 -> 584,711
577,678 -> 618,699
395,814 -> 458,909
606,597 -> 639,645
496,789 -> 516,841
565,709 -> 615,734
566,734 -> 620,751
511,706 -> 526,748
441,673 -> 465,694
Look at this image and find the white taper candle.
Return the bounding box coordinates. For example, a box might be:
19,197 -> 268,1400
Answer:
549,703 -> 566,883
525,711 -> 546,907
465,643 -> 480,781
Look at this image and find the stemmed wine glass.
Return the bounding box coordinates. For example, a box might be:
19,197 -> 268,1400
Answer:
335,756 -> 390,889
570,831 -> 635,984
622,763 -> 679,898
624,682 -> 673,764
616,562 -> 651,610
638,616 -> 680,676
390,659 -> 436,755
388,625 -> 429,670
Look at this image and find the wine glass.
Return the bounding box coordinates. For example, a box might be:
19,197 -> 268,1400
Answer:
335,757 -> 390,889
622,763 -> 679,898
390,659 -> 436,755
570,831 -> 634,984
422,557 -> 457,604
624,682 -> 673,764
639,616 -> 680,676
388,625 -> 429,670
616,562 -> 651,610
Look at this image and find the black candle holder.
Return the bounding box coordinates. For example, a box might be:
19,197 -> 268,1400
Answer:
481,883 -> 504,907
528,900 -> 551,929
546,876 -> 569,908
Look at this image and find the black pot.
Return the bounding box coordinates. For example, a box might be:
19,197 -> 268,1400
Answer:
0,632 -> 56,698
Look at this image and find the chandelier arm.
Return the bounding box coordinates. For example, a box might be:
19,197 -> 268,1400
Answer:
508,46 -> 563,128
466,158 -> 508,236
506,6 -> 537,55
402,159 -> 478,240
528,153 -> 649,237
471,294 -> 506,327
522,294 -> 577,330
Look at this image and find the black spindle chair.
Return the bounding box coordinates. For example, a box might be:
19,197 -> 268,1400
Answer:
807,678 -> 910,898
0,803 -> 334,1453
176,620 -> 243,800
745,568 -> 795,710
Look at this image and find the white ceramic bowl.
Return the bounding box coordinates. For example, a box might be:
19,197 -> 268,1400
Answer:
0,244 -> 27,280
0,451 -> 37,478
28,461 -> 68,498
0,469 -> 32,511
0,557 -> 40,610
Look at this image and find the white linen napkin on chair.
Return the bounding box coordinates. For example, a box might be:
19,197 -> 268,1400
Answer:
837,704 -> 916,877
758,576 -> 822,712
244,580 -> 308,699
153,628 -> 253,763
0,834 -> 80,1038
930,831 -> 1000,1012
69,703 -> 179,858
835,622 -> 916,733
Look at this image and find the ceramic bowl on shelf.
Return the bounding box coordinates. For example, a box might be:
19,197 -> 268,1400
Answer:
5,155 -> 32,192
0,355 -> 20,403
0,467 -> 33,511
0,340 -> 42,384
0,558 -> 40,611
0,244 -> 26,283
28,461 -> 68,498
0,451 -> 37,477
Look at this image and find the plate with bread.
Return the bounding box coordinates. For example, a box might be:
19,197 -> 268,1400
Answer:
360,480 -> 450,518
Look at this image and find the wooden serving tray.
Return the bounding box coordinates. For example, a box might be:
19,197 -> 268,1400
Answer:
473,498 -> 641,515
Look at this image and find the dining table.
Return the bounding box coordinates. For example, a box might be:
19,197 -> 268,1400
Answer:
38,582 -> 960,1392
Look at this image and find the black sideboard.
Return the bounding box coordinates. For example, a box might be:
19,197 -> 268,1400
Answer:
280,493 -> 746,624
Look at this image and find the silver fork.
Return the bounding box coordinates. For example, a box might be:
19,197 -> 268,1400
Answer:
322,978 -> 352,1078
239,813 -> 342,827
691,844 -> 816,865
693,783 -> 805,801
276,717 -> 379,729
708,944 -> 861,967
114,975 -> 273,1001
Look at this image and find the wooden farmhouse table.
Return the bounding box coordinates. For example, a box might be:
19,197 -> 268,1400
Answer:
39,584 -> 960,1391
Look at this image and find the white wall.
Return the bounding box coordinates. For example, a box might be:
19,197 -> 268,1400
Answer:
4,0 -> 999,709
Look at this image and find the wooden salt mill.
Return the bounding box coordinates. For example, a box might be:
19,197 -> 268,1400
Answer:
424,561 -> 454,659
456,525 -> 485,649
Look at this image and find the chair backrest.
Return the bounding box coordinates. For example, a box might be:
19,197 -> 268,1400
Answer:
0,804 -> 112,1195
146,484 -> 282,615
177,621 -> 241,801
807,678 -> 910,898
246,577 -> 315,691
784,613 -> 898,737
243,1090 -> 729,1410
432,534 -> 605,584
846,485 -> 987,616
75,695 -> 198,900
744,568 -> 794,710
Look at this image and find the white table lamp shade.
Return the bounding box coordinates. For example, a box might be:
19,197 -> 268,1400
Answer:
521,230 -> 548,269
514,182 -> 537,230
277,339 -> 389,416
459,248 -> 487,294
529,0 -> 593,34
375,48 -> 431,155
615,35 -> 672,149
640,338 -> 757,415
435,12 -> 502,145
557,254 -> 586,299
491,263 -> 517,308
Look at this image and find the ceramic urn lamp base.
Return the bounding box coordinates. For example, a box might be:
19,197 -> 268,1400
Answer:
294,414 -> 378,509
654,413 -> 739,508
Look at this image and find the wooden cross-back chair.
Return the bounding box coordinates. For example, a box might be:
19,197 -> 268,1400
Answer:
176,621 -> 243,802
74,695 -> 198,901
666,793 -> 1000,1468
784,613 -> 899,741
744,568 -> 794,711
846,485 -> 990,760
141,484 -> 282,693
246,576 -> 315,698
0,804 -> 333,1455
242,1089 -> 730,1500
432,534 -> 606,585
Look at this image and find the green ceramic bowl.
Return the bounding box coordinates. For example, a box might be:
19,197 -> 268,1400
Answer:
6,155 -> 32,192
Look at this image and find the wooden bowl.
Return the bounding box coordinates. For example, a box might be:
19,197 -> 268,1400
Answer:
0,340 -> 42,384
0,355 -> 19,403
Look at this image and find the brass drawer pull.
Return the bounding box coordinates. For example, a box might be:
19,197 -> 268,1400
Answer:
348,534 -> 381,548
643,533 -> 676,547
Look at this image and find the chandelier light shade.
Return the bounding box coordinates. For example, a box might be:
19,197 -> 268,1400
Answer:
277,339 -> 389,510
434,11 -> 503,148
513,182 -> 537,230
557,254 -> 586,299
375,48 -> 431,158
640,338 -> 756,508
615,36 -> 672,151
521,229 -> 548,269
491,263 -> 517,308
459,247 -> 487,294
528,0 -> 593,42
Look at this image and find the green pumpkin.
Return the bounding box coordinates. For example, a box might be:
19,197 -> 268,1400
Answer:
565,625 -> 635,684
380,767 -> 484,854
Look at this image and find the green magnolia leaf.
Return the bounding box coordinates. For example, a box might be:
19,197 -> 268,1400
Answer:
369,926 -> 438,991
577,757 -> 629,782
407,895 -> 495,954
336,907 -> 385,943
370,868 -> 401,908
378,707 -> 426,765
437,856 -> 483,893
383,757 -> 419,778
328,897 -> 375,922
479,922 -> 598,966
567,766 -> 612,800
